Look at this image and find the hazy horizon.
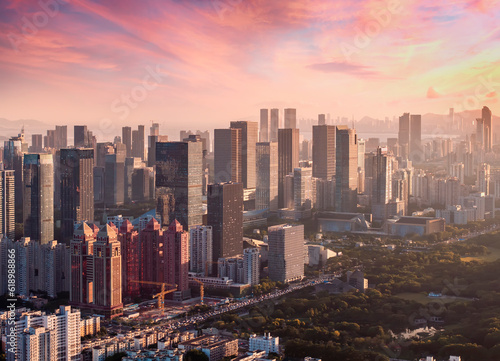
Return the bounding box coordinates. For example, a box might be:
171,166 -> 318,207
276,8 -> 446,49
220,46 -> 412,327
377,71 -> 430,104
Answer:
1,0 -> 499,133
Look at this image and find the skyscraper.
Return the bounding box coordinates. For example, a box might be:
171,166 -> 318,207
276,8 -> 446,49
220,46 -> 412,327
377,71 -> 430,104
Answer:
410,114 -> 422,162
4,133 -> 25,219
74,125 -> 88,147
293,167 -> 314,211
335,127 -> 358,212
118,220 -> 140,298
122,126 -> 132,157
477,163 -> 490,195
93,224 -> 123,318
0,170 -> 15,240
284,108 -> 297,129
312,125 -> 336,180
104,153 -> 125,205
189,225 -> 213,275
214,128 -> 242,184
70,222 -> 98,307
132,125 -> 145,160
155,141 -> 203,230
23,154 -> 54,244
207,182 -> 243,261
370,148 -> 393,220
148,134 -> 169,167
243,248 -> 260,286
60,148 -> 94,240
318,114 -> 326,125
140,218 -> 165,289
256,142 -> 279,211
164,220 -> 190,300
268,224 -> 304,283
30,134 -> 43,153
483,106 -> 492,152
230,121 -> 258,189
270,108 -> 279,142
150,122 -> 160,136
278,128 -> 300,208
260,109 -> 269,142
55,125 -> 68,149
398,113 -> 410,159
476,117 -> 485,149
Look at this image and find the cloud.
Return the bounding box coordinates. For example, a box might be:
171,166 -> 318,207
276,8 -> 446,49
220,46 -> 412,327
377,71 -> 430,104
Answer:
307,61 -> 379,77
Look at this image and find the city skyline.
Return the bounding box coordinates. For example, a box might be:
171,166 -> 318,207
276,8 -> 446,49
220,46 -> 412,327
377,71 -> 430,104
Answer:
1,0 -> 499,131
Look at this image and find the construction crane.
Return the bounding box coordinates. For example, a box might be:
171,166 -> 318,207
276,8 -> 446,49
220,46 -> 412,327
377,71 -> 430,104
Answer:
130,280 -> 177,315
192,278 -> 204,304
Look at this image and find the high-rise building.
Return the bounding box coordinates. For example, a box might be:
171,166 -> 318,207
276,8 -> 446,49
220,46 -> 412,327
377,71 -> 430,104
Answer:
293,167 -> 314,211
23,154 -> 54,244
164,220 -> 190,300
17,326 -> 55,361
371,148 -> 392,205
122,126 -> 132,157
148,134 -> 169,167
268,224 -> 304,283
214,128 -> 242,184
60,148 -> 94,241
243,248 -> 260,285
357,139 -> 366,173
70,222 -> 123,318
398,113 -> 410,159
270,108 -> 279,142
318,114 -> 326,125
312,125 -> 336,180
4,132 -> 26,219
140,218 -> 165,290
0,237 -> 70,298
0,170 -> 15,240
150,122 -> 160,136
190,225 -> 213,275
207,182 -> 243,262
104,153 -> 125,206
260,109 -> 269,142
230,121 -> 258,189
6,305 -> 81,361
55,125 -> 68,149
132,167 -> 153,202
74,125 -> 89,147
410,114 -> 422,162
93,224 -> 123,318
284,108 -> 297,129
335,127 -> 358,212
117,220 -> 140,299
70,222 -> 98,308
278,128 -> 300,208
124,157 -> 143,203
155,141 -> 203,230
30,134 -> 43,153
256,142 -> 279,211
370,148 -> 393,220
477,163 -> 491,195
483,106 -> 492,152
184,134 -> 209,196
132,125 -> 145,160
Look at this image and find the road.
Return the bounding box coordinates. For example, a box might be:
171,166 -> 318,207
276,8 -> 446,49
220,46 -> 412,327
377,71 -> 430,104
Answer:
102,274 -> 335,337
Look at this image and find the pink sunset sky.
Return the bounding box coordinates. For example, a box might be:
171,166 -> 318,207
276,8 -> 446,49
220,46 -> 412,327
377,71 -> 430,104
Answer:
1,0 -> 499,136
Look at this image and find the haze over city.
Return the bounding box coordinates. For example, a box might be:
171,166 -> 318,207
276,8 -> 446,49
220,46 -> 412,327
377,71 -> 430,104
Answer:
1,0 -> 499,136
